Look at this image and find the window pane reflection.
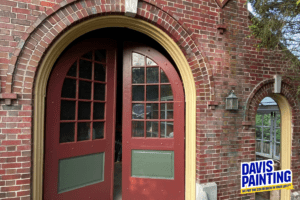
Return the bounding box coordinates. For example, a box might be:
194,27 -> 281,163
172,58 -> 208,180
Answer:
160,122 -> 173,138
146,121 -> 158,137
77,122 -> 91,141
93,122 -> 104,139
60,123 -> 75,143
132,121 -> 144,137
161,85 -> 173,101
132,104 -> 144,119
132,68 -> 144,83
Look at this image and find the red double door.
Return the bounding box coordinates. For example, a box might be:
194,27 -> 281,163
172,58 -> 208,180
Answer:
44,39 -> 184,200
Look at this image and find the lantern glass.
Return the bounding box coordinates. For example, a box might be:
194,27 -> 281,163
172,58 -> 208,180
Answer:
226,91 -> 238,110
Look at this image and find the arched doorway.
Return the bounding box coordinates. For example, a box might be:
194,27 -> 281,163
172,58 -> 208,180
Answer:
43,28 -> 185,199
255,97 -> 281,200
33,16 -> 197,200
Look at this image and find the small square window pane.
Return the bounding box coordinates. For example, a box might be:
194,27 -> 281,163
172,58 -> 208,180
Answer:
79,60 -> 92,79
79,81 -> 91,100
255,127 -> 262,139
132,68 -> 144,83
132,86 -> 144,101
146,67 -> 159,83
276,113 -> 281,127
160,122 -> 174,138
95,50 -> 106,62
67,62 -> 77,77
263,127 -> 270,140
132,121 -> 144,137
77,122 -> 91,141
146,103 -> 158,119
61,79 -> 76,99
82,51 -> 93,60
132,53 -> 145,66
146,85 -> 158,101
146,122 -> 158,137
276,143 -> 280,157
78,102 -> 91,120
94,103 -> 105,120
255,114 -> 262,126
161,69 -> 169,83
94,83 -> 105,101
161,103 -> 173,119
93,122 -> 104,139
94,63 -> 106,82
161,85 -> 173,101
276,128 -> 280,142
132,104 -> 144,119
263,114 -> 271,126
263,142 -> 270,154
60,100 -> 75,120
256,140 -> 262,153
60,123 -> 75,143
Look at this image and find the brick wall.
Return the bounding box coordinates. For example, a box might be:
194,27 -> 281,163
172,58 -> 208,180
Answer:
0,0 -> 299,199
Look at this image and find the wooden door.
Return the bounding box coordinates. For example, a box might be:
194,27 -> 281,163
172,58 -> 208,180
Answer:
44,39 -> 117,199
123,43 -> 185,200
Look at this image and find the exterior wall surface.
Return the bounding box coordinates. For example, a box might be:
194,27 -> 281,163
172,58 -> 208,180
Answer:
0,0 -> 299,199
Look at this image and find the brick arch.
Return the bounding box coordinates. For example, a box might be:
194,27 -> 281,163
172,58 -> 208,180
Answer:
244,78 -> 297,122
6,0 -> 214,101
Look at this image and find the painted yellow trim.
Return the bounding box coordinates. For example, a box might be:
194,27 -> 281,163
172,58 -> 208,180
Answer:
33,15 -> 196,200
270,94 -> 292,200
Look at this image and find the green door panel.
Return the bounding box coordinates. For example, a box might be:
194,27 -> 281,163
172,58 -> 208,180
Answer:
131,150 -> 174,179
58,152 -> 105,193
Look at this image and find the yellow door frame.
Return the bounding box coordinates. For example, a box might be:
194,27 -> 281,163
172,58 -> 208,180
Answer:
270,94 -> 292,200
33,15 -> 196,200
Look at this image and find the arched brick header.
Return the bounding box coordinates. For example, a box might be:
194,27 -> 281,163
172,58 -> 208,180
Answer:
6,0 -> 215,100
243,78 -> 298,123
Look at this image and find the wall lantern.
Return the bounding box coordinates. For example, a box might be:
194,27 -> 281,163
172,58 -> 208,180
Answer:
226,90 -> 238,110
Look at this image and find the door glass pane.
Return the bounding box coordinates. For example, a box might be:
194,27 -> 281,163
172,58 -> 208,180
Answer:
60,123 -> 75,143
146,121 -> 158,137
94,63 -> 106,82
132,121 -> 144,137
82,51 -> 93,60
132,86 -> 144,101
132,68 -> 145,83
132,104 -> 144,119
161,103 -> 173,119
263,114 -> 271,126
276,128 -> 280,142
160,122 -> 174,138
146,67 -> 159,83
276,113 -> 281,127
161,85 -> 173,101
132,53 -> 145,66
146,85 -> 158,101
77,122 -> 91,141
161,69 -> 169,83
146,58 -> 157,66
60,100 -> 75,120
146,103 -> 158,119
95,50 -> 106,62
79,81 -> 91,100
255,127 -> 262,139
94,83 -> 105,101
263,127 -> 270,140
256,140 -> 261,152
263,142 -> 270,154
61,79 -> 76,99
93,103 -> 105,120
256,114 -> 262,126
276,143 -> 280,157
79,60 -> 92,79
78,102 -> 91,120
93,122 -> 104,139
67,62 -> 77,77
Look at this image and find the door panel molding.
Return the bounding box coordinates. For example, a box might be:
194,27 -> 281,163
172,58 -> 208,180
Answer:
34,16 -> 196,200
